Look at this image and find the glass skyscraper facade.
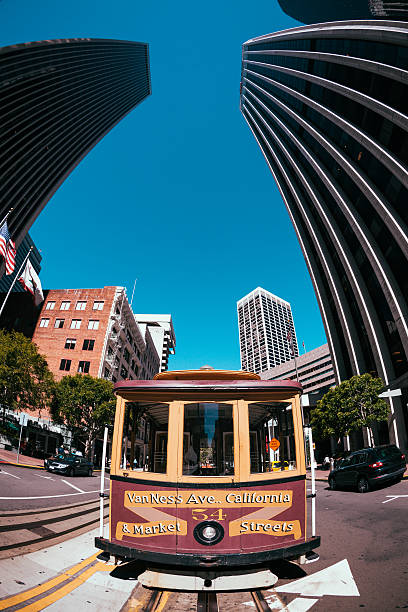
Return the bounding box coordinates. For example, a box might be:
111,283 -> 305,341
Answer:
240,20 -> 408,449
0,38 -> 151,255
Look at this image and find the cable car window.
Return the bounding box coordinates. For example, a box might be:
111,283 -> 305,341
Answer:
249,401 -> 297,474
121,402 -> 169,473
183,403 -> 234,476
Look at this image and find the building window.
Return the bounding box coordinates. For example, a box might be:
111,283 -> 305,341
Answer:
60,301 -> 71,310
123,348 -> 130,363
70,319 -> 81,329
104,368 -> 110,378
93,301 -> 104,311
120,365 -> 128,378
112,376 -> 117,383
78,361 -> 90,374
39,318 -> 49,328
59,359 -> 71,371
76,301 -> 87,310
54,319 -> 65,329
82,339 -> 95,351
64,338 -> 76,350
45,301 -> 55,310
88,320 -> 99,330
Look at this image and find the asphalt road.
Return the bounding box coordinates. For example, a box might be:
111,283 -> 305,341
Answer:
286,478 -> 408,611
0,464 -> 108,510
0,469 -> 407,610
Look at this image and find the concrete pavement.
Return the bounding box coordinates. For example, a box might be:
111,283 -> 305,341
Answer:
0,448 -> 44,468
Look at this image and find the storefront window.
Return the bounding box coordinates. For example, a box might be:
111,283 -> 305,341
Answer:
249,401 -> 297,473
183,403 -> 234,476
121,402 -> 169,473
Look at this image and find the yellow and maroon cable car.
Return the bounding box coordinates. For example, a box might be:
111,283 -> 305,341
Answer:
95,367 -> 320,570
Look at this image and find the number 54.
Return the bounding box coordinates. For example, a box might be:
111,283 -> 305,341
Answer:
192,508 -> 226,521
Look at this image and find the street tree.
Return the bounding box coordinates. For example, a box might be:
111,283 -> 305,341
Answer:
0,329 -> 55,421
310,373 -> 389,447
53,374 -> 115,458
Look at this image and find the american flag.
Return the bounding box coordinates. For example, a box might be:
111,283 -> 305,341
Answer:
0,221 -> 16,275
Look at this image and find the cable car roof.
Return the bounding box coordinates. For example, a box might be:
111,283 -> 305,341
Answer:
114,368 -> 302,401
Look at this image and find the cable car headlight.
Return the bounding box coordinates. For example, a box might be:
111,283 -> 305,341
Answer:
194,521 -> 224,546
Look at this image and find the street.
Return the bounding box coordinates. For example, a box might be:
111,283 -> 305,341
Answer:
0,464 -> 107,510
0,469 -> 407,610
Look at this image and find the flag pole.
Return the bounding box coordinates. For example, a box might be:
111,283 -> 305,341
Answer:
130,278 -> 138,308
0,208 -> 14,229
0,247 -> 33,319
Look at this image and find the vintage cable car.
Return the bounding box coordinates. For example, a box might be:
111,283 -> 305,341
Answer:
95,367 -> 320,583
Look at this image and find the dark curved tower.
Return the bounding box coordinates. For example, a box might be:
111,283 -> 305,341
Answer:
0,38 -> 151,250
278,0 -> 408,23
240,20 -> 408,449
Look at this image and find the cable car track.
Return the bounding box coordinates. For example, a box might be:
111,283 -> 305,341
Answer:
0,498 -> 109,558
127,586 -> 274,611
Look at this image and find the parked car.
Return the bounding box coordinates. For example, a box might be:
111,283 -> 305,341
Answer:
44,453 -> 93,477
271,460 -> 289,472
328,444 -> 406,493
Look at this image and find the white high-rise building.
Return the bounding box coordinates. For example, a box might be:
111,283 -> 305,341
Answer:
134,314 -> 176,372
237,287 -> 298,374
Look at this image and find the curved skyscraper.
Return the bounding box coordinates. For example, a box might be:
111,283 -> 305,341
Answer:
278,0 -> 408,23
0,38 -> 151,251
240,20 -> 408,449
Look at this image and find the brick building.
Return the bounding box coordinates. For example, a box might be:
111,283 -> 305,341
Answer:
33,286 -> 161,383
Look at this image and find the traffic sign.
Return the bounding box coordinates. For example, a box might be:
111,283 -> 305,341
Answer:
270,438 -> 280,451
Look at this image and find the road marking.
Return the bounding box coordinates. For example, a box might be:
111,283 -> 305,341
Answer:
0,470 -> 21,479
21,562 -> 113,611
35,474 -> 54,480
0,552 -> 100,609
286,598 -> 319,611
275,559 -> 359,597
0,487 -> 108,500
382,494 -> 408,504
61,479 -> 85,493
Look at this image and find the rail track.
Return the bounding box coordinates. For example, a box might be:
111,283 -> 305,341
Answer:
123,584 -> 280,611
0,498 -> 109,559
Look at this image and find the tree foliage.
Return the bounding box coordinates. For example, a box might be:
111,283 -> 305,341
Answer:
53,374 -> 116,458
0,329 -> 55,418
310,373 -> 389,445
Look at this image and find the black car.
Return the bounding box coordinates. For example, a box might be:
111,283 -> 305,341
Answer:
328,445 -> 406,493
44,454 -> 93,477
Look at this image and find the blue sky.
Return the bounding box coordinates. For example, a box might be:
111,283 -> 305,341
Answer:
1,0 -> 327,370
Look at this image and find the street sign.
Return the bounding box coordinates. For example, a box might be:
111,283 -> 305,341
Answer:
379,388 -> 402,398
19,413 -> 28,426
270,438 -> 280,451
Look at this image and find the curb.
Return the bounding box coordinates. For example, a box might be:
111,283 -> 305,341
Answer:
0,460 -> 44,470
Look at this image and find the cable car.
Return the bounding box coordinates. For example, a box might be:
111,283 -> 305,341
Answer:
95,367 -> 320,582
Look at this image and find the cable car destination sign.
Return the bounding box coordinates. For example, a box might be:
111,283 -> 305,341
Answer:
115,488 -> 302,541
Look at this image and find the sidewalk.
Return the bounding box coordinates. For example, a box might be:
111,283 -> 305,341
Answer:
0,448 -> 44,468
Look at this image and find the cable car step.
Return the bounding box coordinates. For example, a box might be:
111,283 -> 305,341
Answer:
138,567 -> 278,591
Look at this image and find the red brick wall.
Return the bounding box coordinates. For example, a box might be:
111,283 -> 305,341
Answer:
33,287 -> 117,381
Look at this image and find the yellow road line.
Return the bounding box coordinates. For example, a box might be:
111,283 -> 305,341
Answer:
0,552 -> 100,610
156,591 -> 170,612
125,590 -> 171,612
20,562 -> 113,612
